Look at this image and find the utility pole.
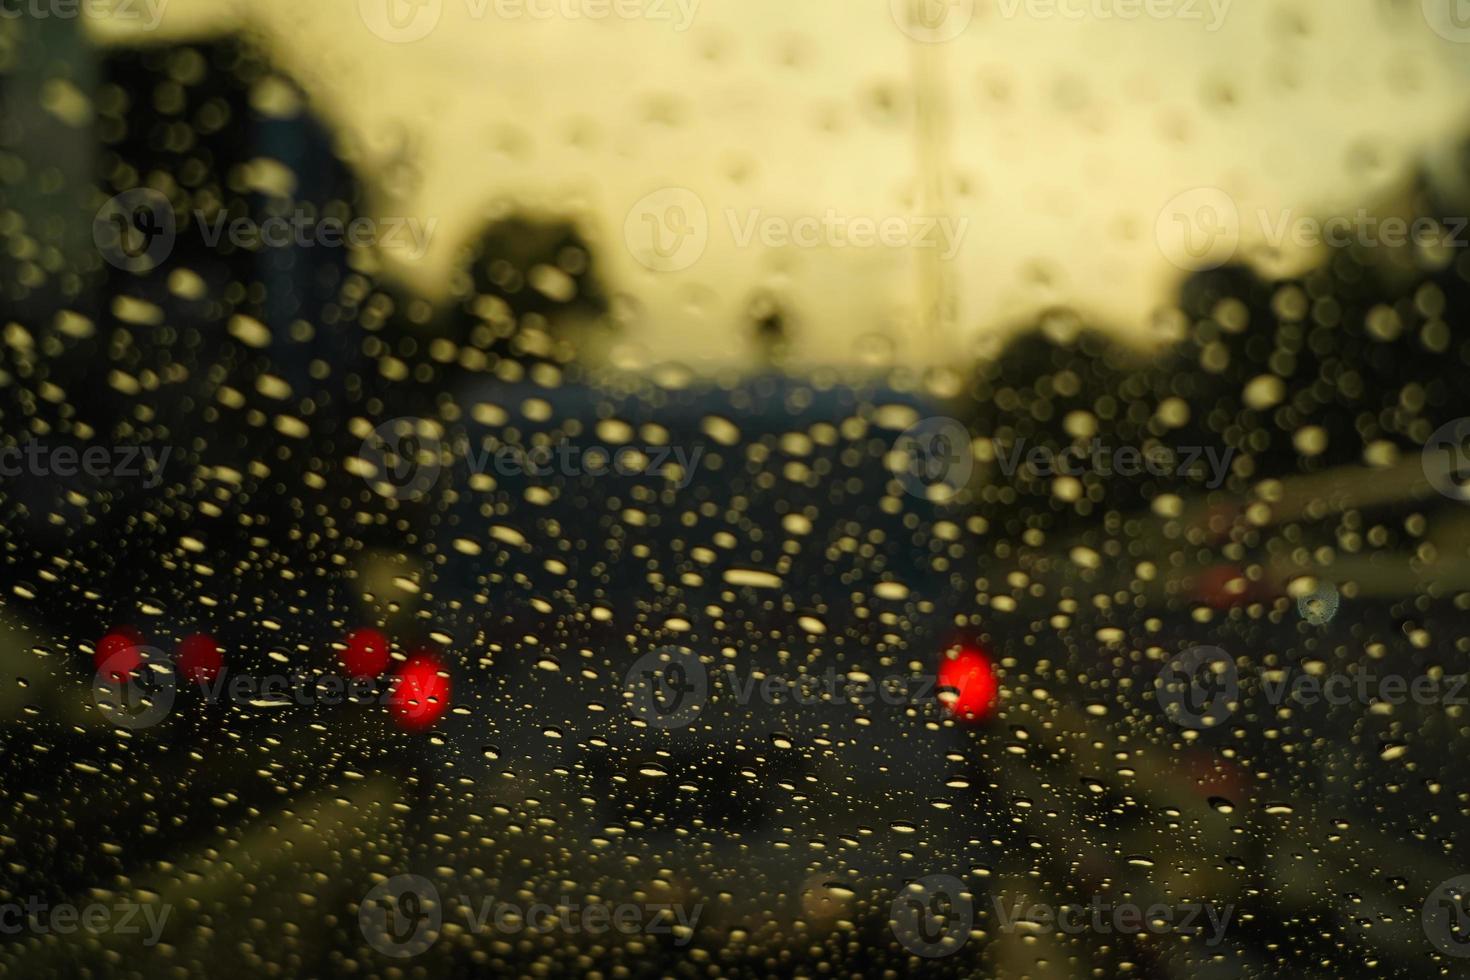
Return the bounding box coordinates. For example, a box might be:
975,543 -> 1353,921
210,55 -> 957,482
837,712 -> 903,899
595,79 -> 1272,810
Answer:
902,0 -> 962,368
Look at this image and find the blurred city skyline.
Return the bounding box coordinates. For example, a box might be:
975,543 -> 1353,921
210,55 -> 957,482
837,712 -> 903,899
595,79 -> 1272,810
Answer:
75,0 -> 1470,369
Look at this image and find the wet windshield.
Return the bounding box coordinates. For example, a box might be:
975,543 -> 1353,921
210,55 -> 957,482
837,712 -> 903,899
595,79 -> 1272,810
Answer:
4,2 -> 1470,977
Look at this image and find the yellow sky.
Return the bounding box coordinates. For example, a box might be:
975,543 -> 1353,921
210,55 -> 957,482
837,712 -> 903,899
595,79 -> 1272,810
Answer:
91,0 -> 1470,371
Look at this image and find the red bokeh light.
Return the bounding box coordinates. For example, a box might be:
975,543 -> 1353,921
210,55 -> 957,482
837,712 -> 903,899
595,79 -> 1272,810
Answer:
389,653 -> 451,731
937,645 -> 998,723
1195,564 -> 1252,610
94,630 -> 142,685
177,632 -> 224,684
340,627 -> 391,679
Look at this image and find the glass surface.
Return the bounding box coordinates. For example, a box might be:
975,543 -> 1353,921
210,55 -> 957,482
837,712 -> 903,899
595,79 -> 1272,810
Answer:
3,2 -> 1470,976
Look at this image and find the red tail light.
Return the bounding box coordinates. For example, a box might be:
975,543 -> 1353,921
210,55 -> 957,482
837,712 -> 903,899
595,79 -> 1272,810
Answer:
390,652 -> 451,731
177,632 -> 224,684
937,644 -> 998,723
340,627 -> 392,679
